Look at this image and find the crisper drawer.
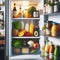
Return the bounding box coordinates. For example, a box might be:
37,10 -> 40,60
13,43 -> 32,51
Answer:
12,38 -> 40,56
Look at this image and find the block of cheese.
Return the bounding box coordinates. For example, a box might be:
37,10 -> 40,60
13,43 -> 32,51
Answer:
22,48 -> 29,54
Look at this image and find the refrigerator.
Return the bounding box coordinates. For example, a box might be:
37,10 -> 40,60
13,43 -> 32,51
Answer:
7,0 -> 60,60
8,0 -> 42,60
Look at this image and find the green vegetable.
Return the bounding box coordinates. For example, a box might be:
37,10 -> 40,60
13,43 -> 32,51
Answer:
49,2 -> 55,6
28,6 -> 36,15
31,49 -> 39,54
12,39 -> 23,48
12,22 -> 22,30
42,25 -> 46,30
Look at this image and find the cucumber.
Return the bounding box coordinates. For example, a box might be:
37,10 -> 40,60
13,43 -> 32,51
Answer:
31,49 -> 39,54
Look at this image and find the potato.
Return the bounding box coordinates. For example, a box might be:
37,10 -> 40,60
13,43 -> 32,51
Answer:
12,29 -> 19,36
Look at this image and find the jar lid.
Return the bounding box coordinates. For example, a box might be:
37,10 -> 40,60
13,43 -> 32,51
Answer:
47,21 -> 53,23
52,22 -> 59,25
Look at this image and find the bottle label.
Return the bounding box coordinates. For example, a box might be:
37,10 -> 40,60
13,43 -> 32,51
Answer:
33,12 -> 39,18
45,52 -> 48,57
54,5 -> 58,12
49,53 -> 53,58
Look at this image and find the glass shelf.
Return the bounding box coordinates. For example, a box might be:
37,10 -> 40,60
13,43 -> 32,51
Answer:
12,36 -> 40,39
12,18 -> 40,21
40,30 -> 60,40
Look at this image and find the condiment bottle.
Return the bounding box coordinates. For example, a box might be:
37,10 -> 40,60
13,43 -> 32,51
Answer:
47,4 -> 52,13
49,42 -> 55,60
18,6 -> 21,18
46,21 -> 52,30
46,21 -> 52,36
13,3 -> 17,18
44,4 -> 46,14
54,0 -> 58,12
51,23 -> 59,37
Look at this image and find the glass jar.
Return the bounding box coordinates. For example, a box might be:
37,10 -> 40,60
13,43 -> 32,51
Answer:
33,11 -> 39,18
46,4 -> 53,13
51,23 -> 59,37
46,21 -> 52,36
46,21 -> 52,30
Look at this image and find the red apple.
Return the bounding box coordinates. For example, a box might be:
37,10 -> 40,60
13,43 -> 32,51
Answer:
24,32 -> 31,36
31,47 -> 35,50
33,42 -> 39,48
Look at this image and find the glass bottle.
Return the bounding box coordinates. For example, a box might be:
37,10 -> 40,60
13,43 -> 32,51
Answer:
54,45 -> 60,60
46,21 -> 52,36
49,42 -> 55,60
25,21 -> 29,32
51,0 -> 54,3
21,21 -> 24,30
41,40 -> 46,57
46,21 -> 52,30
47,4 -> 52,13
54,0 -> 58,12
44,4 -> 46,14
19,6 -> 22,18
44,40 -> 50,57
13,3 -> 17,18
51,23 -> 59,37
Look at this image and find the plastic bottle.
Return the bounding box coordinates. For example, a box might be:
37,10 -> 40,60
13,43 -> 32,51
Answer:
29,21 -> 35,36
25,21 -> 29,32
44,40 -> 50,57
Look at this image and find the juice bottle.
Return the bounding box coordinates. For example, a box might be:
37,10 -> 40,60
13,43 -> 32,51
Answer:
29,21 -> 35,36
44,40 -> 50,57
25,21 -> 29,32
49,42 -> 55,60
